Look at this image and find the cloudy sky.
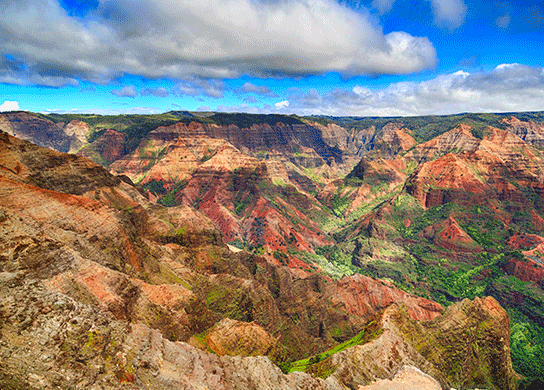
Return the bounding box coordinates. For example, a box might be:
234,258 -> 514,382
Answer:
1,0 -> 543,116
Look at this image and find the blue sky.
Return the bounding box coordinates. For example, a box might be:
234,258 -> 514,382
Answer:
1,0 -> 544,116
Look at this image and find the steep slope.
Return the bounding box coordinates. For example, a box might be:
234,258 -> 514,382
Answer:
3,111 -> 543,384
110,122 -> 335,270
287,297 -> 516,390
2,132 -> 475,390
78,129 -> 126,165
0,111 -> 87,153
503,116 -> 544,148
323,122 -> 544,381
405,126 -> 544,209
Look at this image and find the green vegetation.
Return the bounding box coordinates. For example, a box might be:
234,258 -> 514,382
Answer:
33,111 -> 234,165
210,113 -> 304,128
34,112 -> 185,150
287,327 -> 367,373
312,112 -> 514,143
157,180 -> 188,207
141,178 -> 168,196
508,307 -> 544,379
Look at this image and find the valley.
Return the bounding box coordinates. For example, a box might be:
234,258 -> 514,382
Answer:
1,110 -> 544,389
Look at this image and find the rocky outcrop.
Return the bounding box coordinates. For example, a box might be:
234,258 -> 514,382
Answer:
502,257 -> 544,283
420,216 -> 482,252
0,263 -> 514,390
202,121 -> 345,164
195,317 -> 283,358
312,297 -> 516,390
0,112 -> 87,153
63,119 -> 90,153
405,124 -> 480,163
79,129 -> 126,165
406,127 -> 544,209
327,274 -> 443,322
370,123 -> 417,159
0,271 -> 345,390
503,116 -> 544,148
357,366 -> 441,390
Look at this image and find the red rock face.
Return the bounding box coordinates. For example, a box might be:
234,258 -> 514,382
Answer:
110,123 -> 334,272
406,127 -> 544,209
407,152 -> 487,208
503,116 -> 544,148
79,129 -> 126,164
178,162 -> 333,269
531,210 -> 544,231
405,124 -> 479,162
420,216 -> 481,253
508,231 -> 544,250
328,274 -> 444,321
320,157 -> 408,218
503,258 -> 544,283
371,123 -> 417,159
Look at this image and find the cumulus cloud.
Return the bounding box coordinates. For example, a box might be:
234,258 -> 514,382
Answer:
111,85 -> 137,98
275,100 -> 290,109
0,0 -> 438,86
429,0 -> 467,28
372,0 -> 396,14
0,100 -> 20,112
279,64 -> 544,116
141,86 -> 170,97
371,0 -> 466,28
237,82 -> 278,97
173,79 -> 225,98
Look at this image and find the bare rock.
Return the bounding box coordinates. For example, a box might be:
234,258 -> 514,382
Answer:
357,366 -> 441,390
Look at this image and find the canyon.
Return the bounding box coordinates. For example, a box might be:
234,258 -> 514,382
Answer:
2,110 -> 544,388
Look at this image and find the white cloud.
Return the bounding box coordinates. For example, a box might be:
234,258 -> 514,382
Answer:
429,0 -> 467,28
275,100 -> 290,109
0,100 -> 20,112
371,0 -> 396,14
238,82 -> 278,97
141,86 -> 170,97
173,79 -> 226,98
371,0 -> 467,28
111,85 -> 137,98
0,0 -> 437,86
281,64 -> 544,116
496,14 -> 511,29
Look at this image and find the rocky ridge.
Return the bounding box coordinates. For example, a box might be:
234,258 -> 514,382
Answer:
0,111 -> 87,153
